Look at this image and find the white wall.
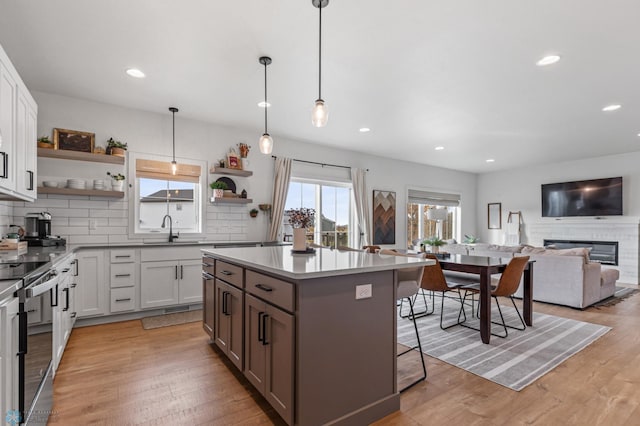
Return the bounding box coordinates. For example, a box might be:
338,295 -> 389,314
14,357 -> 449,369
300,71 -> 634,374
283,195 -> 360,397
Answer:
476,152 -> 640,244
21,91 -> 478,248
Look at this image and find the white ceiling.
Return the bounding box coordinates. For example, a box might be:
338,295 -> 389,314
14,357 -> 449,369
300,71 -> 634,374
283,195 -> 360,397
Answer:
1,0 -> 639,173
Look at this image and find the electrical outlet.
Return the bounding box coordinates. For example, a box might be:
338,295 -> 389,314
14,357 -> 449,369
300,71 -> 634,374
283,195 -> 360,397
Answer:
355,284 -> 372,300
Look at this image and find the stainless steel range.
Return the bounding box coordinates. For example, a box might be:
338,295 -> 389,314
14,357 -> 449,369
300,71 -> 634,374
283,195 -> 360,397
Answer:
16,263 -> 57,425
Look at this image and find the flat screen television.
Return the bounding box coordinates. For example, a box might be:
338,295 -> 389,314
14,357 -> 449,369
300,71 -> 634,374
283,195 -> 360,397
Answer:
541,177 -> 623,217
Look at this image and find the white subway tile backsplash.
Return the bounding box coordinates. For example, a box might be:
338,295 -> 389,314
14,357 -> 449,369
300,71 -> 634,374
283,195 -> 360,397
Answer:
89,209 -> 127,218
69,235 -> 109,245
90,226 -> 127,235
69,200 -> 109,209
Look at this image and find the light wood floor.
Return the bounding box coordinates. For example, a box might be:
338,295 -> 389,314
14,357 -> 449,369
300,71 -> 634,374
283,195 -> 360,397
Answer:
52,292 -> 640,425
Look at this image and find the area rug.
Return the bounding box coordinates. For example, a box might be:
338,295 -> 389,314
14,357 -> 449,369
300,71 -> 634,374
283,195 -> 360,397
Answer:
591,286 -> 640,308
397,297 -> 610,391
141,310 -> 202,330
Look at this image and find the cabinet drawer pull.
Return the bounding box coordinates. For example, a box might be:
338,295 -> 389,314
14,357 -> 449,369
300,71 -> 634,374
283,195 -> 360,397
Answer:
262,313 -> 269,346
62,268 -> 70,273
221,291 -> 229,315
115,255 -> 131,258
115,298 -> 131,302
0,152 -> 7,179
255,284 -> 273,292
202,272 -> 214,280
220,270 -> 233,276
63,287 -> 70,311
258,311 -> 264,343
71,312 -> 77,318
71,283 -> 77,288
115,274 -> 131,278
202,262 -> 214,267
27,170 -> 34,190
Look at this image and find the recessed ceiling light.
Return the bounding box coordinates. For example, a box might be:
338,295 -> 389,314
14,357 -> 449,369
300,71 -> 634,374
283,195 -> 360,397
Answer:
435,146 -> 444,151
258,101 -> 271,108
602,104 -> 621,112
126,68 -> 145,78
637,133 -> 640,137
359,127 -> 370,133
486,159 -> 495,163
536,55 -> 561,66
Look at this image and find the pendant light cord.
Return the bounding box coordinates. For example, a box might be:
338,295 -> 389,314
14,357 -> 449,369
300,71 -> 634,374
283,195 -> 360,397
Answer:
318,3 -> 322,100
172,110 -> 176,162
264,61 -> 268,133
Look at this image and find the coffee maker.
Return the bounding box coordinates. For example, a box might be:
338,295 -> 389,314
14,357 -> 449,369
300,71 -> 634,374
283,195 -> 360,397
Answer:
23,212 -> 66,246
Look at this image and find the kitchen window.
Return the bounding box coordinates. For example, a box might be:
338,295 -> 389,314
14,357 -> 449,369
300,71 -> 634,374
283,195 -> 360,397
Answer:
129,153 -> 206,237
284,179 -> 355,248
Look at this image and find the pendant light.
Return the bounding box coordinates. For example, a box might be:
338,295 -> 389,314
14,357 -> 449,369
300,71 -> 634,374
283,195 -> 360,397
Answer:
169,107 -> 178,174
311,0 -> 329,127
258,56 -> 273,154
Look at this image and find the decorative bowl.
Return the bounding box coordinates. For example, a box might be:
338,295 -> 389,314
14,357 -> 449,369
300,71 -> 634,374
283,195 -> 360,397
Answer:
42,181 -> 58,188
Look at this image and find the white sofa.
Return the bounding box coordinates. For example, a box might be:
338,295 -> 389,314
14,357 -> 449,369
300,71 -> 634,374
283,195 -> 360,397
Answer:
444,243 -> 619,309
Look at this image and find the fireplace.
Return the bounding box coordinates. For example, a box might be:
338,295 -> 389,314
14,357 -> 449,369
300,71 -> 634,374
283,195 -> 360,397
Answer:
543,239 -> 618,266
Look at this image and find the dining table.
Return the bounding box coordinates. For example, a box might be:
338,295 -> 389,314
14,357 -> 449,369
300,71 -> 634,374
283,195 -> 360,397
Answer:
436,254 -> 534,344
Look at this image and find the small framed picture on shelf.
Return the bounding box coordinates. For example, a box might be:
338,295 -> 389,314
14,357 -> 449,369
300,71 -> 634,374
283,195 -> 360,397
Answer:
227,153 -> 242,170
53,128 -> 95,153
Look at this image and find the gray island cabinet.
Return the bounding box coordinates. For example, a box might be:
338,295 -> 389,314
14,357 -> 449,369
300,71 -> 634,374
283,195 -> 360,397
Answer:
201,246 -> 433,425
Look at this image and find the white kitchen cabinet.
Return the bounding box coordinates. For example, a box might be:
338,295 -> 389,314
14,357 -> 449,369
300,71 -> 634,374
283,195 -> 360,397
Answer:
140,246 -> 203,309
0,42 -> 37,201
179,259 -> 203,304
16,88 -> 37,199
76,250 -> 107,318
140,259 -> 202,309
53,255 -> 77,373
140,261 -> 178,309
109,249 -> 138,313
0,58 -> 17,193
0,295 -> 19,422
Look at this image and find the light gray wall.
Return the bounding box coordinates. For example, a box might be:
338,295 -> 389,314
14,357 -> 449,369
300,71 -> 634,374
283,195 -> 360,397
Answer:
25,91 -> 478,248
476,152 -> 640,244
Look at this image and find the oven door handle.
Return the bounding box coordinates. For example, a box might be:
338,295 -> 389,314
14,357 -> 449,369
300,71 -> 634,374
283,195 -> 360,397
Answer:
26,273 -> 59,298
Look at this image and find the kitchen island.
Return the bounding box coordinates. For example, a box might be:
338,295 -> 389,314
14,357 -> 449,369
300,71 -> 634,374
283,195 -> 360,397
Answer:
201,246 -> 434,425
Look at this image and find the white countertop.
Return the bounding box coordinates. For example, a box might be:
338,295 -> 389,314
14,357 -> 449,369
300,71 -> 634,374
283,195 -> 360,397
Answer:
201,246 -> 435,279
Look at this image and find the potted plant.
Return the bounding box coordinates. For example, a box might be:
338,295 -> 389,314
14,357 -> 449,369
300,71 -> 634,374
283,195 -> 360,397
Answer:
463,234 -> 479,244
106,138 -> 128,157
37,136 -> 54,149
210,181 -> 228,199
422,236 -> 447,254
249,208 -> 259,218
107,172 -> 126,191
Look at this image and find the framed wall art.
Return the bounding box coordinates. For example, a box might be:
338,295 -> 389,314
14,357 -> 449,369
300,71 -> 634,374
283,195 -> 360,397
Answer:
53,128 -> 95,153
227,152 -> 242,170
488,202 -> 502,229
372,190 -> 396,244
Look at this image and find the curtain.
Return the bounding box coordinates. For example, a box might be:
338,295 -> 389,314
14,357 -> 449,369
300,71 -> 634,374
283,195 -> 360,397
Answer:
268,157 -> 292,242
351,168 -> 371,247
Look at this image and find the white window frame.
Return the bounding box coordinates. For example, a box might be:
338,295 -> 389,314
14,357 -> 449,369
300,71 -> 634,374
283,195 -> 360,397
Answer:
128,151 -> 207,240
285,177 -> 358,247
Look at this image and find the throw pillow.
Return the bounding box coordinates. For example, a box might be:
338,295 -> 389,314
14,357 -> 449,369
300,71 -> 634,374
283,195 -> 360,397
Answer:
521,246 -> 547,254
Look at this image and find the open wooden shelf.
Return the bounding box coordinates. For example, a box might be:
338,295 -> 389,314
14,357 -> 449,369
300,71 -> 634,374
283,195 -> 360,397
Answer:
209,166 -> 253,177
38,187 -> 125,198
210,197 -> 253,204
38,148 -> 125,165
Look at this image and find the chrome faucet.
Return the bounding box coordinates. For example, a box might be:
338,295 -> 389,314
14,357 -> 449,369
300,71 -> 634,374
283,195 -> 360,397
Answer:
161,214 -> 179,242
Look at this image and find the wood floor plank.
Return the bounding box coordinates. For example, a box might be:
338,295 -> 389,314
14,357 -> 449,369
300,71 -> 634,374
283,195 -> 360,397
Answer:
52,292 -> 640,425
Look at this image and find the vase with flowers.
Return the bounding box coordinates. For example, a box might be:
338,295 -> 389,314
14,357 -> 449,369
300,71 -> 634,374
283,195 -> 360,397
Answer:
285,208 -> 315,251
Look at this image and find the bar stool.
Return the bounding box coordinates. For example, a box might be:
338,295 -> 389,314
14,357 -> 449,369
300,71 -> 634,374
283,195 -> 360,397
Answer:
379,249 -> 427,392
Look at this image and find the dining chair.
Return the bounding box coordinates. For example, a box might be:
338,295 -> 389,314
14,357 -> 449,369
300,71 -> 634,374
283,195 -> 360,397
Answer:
459,256 -> 530,338
378,249 -> 427,391
363,245 -> 381,253
413,254 -> 473,329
